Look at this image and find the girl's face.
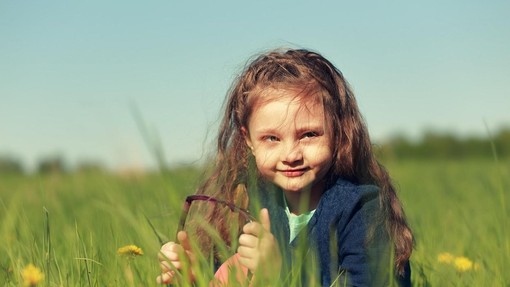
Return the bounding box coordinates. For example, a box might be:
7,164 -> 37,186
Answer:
244,89 -> 334,197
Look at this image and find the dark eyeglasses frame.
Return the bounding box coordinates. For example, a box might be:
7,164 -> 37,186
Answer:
176,195 -> 255,239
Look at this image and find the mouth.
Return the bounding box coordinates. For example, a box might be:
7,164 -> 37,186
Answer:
279,168 -> 308,177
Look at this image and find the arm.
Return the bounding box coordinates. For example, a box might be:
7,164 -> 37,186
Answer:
337,188 -> 391,286
336,203 -> 371,286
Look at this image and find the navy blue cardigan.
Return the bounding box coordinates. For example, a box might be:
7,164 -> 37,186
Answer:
248,179 -> 411,286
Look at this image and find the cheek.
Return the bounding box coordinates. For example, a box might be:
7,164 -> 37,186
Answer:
254,157 -> 273,180
305,145 -> 333,166
253,149 -> 278,169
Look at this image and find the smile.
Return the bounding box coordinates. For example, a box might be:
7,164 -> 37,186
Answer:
279,168 -> 308,177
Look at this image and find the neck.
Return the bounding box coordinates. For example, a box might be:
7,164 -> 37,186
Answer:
284,182 -> 325,215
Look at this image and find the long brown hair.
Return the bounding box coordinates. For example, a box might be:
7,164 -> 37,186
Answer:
195,48 -> 413,273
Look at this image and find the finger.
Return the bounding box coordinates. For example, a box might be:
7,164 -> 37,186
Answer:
159,244 -> 185,262
238,233 -> 257,248
161,260 -> 184,270
158,242 -> 179,261
242,221 -> 263,236
160,260 -> 173,273
177,230 -> 197,264
159,251 -> 179,262
259,208 -> 271,232
159,249 -> 180,262
156,274 -> 167,284
156,270 -> 175,284
237,245 -> 258,263
160,259 -> 185,271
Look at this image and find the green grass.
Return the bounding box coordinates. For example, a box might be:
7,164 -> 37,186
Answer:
385,159 -> 509,286
0,159 -> 508,286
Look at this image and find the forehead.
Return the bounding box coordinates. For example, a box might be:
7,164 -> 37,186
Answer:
252,87 -> 322,111
248,88 -> 326,129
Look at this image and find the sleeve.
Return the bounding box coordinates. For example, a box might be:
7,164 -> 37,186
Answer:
335,192 -> 374,286
339,186 -> 411,287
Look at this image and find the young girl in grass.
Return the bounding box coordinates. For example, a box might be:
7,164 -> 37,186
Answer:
157,48 -> 413,286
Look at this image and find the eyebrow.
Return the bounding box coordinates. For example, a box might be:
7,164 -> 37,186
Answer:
252,123 -> 325,135
296,124 -> 325,132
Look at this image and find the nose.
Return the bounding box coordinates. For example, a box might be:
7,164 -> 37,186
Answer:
281,142 -> 303,164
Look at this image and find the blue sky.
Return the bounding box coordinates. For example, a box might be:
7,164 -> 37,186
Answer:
1,1 -> 509,171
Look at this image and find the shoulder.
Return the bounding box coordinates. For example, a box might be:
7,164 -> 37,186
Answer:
319,179 -> 380,213
312,179 -> 381,236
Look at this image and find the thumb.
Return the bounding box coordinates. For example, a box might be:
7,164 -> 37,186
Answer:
259,208 -> 271,232
176,230 -> 196,281
177,230 -> 192,252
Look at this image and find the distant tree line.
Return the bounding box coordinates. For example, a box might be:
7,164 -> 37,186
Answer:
1,127 -> 509,176
0,155 -> 106,176
0,156 -> 24,174
375,127 -> 510,160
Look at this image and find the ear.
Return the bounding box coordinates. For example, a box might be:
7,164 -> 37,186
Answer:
241,126 -> 254,153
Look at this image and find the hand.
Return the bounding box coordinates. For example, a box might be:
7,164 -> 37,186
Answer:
237,208 -> 282,280
156,231 -> 195,284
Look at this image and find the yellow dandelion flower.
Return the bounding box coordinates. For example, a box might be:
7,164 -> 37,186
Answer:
22,264 -> 44,286
454,256 -> 473,272
437,252 -> 455,264
117,245 -> 144,256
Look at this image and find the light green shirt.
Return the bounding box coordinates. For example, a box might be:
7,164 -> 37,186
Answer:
284,200 -> 316,243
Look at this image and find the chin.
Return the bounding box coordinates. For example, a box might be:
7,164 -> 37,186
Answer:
280,183 -> 312,193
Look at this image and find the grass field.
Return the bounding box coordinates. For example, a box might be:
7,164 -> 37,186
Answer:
1,159 -> 508,286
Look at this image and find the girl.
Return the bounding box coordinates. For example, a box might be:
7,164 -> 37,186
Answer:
157,48 -> 413,286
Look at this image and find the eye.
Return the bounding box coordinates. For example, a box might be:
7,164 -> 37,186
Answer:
263,135 -> 279,142
301,131 -> 319,139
